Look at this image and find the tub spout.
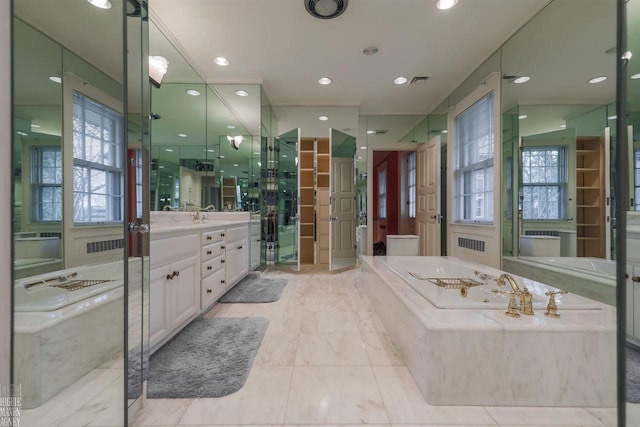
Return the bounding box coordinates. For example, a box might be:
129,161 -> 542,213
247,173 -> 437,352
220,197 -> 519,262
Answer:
497,273 -> 522,294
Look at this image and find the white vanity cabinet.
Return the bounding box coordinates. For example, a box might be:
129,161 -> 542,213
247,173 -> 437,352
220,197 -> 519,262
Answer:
250,220 -> 261,270
149,233 -> 200,350
200,227 -> 227,309
224,225 -> 249,287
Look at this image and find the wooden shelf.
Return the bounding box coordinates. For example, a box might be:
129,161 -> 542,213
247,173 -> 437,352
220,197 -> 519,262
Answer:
575,136 -> 605,258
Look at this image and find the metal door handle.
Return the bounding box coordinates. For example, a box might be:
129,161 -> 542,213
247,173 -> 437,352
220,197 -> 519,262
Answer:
128,222 -> 150,234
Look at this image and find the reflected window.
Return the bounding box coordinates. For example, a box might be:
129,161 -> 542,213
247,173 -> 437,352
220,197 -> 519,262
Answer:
31,147 -> 62,221
522,147 -> 567,220
454,93 -> 494,223
72,92 -> 124,224
379,168 -> 387,219
407,152 -> 416,218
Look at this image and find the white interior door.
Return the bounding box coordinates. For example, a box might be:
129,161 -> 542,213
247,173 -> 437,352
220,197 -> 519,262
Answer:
331,157 -> 356,262
416,136 -> 441,256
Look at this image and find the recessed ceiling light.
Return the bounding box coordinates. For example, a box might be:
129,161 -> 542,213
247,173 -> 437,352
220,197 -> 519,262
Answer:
518,115 -> 528,120
254,152 -> 260,155
87,0 -> 112,9
623,51 -> 633,61
16,131 -> 28,136
235,90 -> 249,97
233,164 -> 239,167
213,57 -> 229,66
178,133 -> 187,138
436,0 -> 458,10
631,73 -> 640,80
159,165 -> 165,169
319,116 -> 329,121
441,130 -> 448,134
394,77 -> 408,85
608,115 -> 617,120
207,149 -> 215,153
219,155 -> 225,159
366,130 -> 375,135
360,146 -> 367,150
588,76 -> 607,84
282,155 -> 288,158
514,76 -> 531,84
363,46 -> 379,56
560,124 -> 567,129
49,75 -> 62,84
186,89 -> 200,96
220,170 -> 224,173
31,124 -> 41,128
165,149 -> 173,152
318,77 -> 332,85
227,125 -> 236,129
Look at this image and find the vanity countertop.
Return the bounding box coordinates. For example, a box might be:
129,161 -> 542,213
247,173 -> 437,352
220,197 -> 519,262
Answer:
150,211 -> 254,238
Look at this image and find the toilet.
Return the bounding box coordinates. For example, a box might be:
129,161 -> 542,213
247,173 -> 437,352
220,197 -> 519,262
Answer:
519,235 -> 561,257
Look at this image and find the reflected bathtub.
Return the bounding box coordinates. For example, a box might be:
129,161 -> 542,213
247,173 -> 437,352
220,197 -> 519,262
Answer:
502,256 -> 615,305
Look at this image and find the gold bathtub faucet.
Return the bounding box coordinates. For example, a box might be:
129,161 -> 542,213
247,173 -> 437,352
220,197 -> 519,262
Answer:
495,274 -> 534,316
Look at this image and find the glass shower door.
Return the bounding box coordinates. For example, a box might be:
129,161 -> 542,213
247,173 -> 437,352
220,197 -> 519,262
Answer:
275,129 -> 300,270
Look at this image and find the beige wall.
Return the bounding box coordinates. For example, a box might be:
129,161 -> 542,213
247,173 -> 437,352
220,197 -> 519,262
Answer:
0,0 -> 12,386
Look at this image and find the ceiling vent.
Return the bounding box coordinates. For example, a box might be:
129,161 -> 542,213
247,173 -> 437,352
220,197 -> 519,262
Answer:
305,0 -> 348,19
410,76 -> 429,85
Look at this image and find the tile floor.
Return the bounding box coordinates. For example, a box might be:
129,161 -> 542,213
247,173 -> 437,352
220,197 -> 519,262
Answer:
131,267 -> 619,427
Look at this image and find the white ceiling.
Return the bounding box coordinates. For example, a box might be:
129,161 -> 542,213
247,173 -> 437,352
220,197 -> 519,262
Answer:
149,0 -> 551,115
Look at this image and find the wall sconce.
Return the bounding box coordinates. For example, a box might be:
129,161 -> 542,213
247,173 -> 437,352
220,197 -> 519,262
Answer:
227,135 -> 244,150
149,56 -> 169,88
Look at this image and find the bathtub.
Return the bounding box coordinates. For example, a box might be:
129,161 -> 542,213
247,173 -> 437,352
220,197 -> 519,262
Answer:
359,256 -> 616,407
13,260 -> 136,409
502,256 -> 615,305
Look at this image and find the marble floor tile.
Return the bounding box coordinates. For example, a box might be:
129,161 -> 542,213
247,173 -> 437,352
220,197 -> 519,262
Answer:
303,295 -> 355,312
254,332 -> 299,366
349,291 -> 376,312
362,331 -> 405,366
130,398 -> 192,426
300,311 -> 359,333
265,308 -> 303,333
485,406 -> 605,425
585,407 -> 617,426
354,310 -> 388,333
372,366 -> 495,425
284,366 -> 389,424
178,367 -> 293,425
295,332 -> 369,365
59,374 -> 125,426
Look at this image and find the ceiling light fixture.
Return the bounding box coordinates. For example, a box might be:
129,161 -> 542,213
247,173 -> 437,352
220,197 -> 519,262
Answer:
149,56 -> 169,88
213,57 -> 230,66
360,146 -> 367,150
165,149 -> 173,152
233,164 -> 239,167
87,0 -> 112,9
513,76 -> 531,84
366,130 -> 375,135
16,131 -> 28,136
49,75 -> 62,84
178,133 -> 187,138
227,135 -> 244,150
435,0 -> 458,10
441,130 -> 448,134
608,115 -> 617,120
394,77 -> 408,85
186,89 -> 201,96
319,116 -> 329,121
235,90 -> 249,97
227,125 -> 236,129
518,115 -> 528,120
318,77 -> 332,85
31,124 -> 41,128
631,73 -> 640,80
588,76 -> 607,84
560,124 -> 567,129
305,0 -> 349,19
623,51 -> 633,61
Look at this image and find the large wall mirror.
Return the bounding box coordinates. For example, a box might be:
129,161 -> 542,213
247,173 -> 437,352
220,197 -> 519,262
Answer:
500,0 -> 617,306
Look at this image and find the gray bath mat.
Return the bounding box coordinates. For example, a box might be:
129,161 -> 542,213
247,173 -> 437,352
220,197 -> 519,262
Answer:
627,344 -> 640,403
148,317 -> 268,398
219,276 -> 287,303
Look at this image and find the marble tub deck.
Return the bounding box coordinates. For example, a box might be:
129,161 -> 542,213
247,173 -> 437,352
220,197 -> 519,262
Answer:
360,256 -> 616,408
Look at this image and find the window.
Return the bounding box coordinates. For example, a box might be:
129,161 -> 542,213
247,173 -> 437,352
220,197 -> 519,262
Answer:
407,152 -> 416,218
378,168 -> 387,219
31,147 -> 62,221
454,93 -> 494,223
72,91 -> 124,224
522,147 -> 567,220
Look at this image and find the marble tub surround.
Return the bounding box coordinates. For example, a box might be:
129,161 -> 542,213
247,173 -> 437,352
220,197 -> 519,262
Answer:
360,256 -> 616,407
150,210 -> 250,230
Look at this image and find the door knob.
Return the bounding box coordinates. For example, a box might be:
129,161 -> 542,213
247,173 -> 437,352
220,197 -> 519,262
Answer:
128,222 -> 150,234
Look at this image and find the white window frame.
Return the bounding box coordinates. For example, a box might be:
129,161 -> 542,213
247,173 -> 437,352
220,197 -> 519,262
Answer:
407,152 -> 416,218
522,146 -> 568,220
31,146 -> 63,222
378,167 -> 387,219
71,91 -> 124,225
453,92 -> 494,224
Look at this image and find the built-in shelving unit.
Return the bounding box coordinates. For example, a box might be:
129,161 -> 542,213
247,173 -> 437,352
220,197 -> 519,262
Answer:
575,137 -> 605,258
299,137 -> 315,264
221,176 -> 237,210
316,137 -> 330,264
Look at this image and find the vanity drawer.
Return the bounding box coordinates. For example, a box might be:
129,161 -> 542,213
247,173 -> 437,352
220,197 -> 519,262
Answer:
202,242 -> 224,261
201,268 -> 226,309
202,229 -> 225,245
226,225 -> 248,243
202,254 -> 225,278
